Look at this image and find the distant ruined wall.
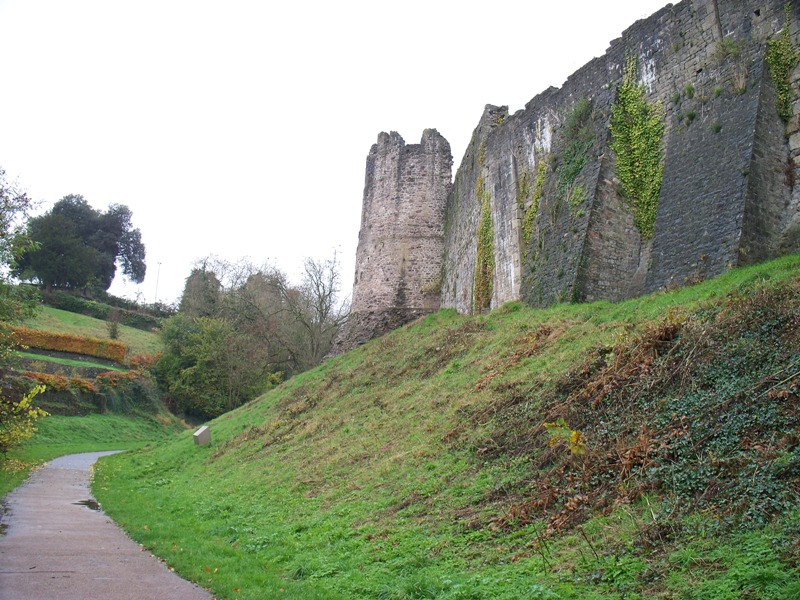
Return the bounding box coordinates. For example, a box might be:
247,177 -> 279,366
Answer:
337,0 -> 800,352
332,130 -> 452,354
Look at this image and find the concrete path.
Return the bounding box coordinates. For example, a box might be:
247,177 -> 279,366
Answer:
0,452 -> 212,600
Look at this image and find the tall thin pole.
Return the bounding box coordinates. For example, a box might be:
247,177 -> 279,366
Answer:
154,261 -> 162,304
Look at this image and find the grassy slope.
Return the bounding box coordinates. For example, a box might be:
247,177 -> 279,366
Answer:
18,351 -> 128,372
92,255 -> 800,599
20,305 -> 163,356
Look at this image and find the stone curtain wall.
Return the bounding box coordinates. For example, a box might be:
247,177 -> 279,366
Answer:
333,130 -> 452,354
643,0 -> 790,292
440,0 -> 799,311
337,0 -> 800,351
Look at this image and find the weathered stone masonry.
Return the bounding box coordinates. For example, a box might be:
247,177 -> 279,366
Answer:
337,0 -> 800,351
332,130 -> 452,354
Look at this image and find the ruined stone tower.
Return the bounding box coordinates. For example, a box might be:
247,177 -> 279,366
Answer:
332,129 -> 452,354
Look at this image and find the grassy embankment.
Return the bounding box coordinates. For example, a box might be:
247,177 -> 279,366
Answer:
1,304 -> 176,497
94,255 -> 800,599
21,305 -> 163,356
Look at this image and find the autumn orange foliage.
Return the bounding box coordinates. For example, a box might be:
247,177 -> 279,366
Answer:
10,326 -> 127,363
23,371 -> 97,393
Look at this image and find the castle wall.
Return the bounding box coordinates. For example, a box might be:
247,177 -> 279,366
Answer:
441,105 -> 510,314
738,61 -> 794,265
442,0 -> 799,311
339,0 -> 800,353
644,2 -> 778,291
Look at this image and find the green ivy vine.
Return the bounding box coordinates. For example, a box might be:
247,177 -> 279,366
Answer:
556,96 -> 594,200
610,54 -> 665,240
474,185 -> 495,312
473,140 -> 494,313
569,184 -> 587,216
766,3 -> 799,123
522,159 -> 547,248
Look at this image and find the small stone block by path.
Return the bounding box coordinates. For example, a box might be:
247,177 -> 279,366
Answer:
193,426 -> 211,446
0,452 -> 212,600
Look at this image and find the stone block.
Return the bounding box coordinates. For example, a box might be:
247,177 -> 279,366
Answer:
193,425 -> 211,446
790,132 -> 800,153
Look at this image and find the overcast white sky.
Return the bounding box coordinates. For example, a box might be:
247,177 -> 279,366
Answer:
0,0 -> 670,305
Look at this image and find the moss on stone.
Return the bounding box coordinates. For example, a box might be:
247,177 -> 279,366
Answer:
766,4 -> 799,123
522,159 -> 547,250
474,188 -> 495,312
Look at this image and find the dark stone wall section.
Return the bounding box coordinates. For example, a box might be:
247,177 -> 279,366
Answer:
739,63 -> 794,265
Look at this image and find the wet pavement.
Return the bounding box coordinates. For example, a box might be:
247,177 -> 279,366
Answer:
0,452 -> 212,600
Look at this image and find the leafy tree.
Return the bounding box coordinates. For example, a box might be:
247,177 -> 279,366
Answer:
0,168 -> 39,320
188,254 -> 349,374
153,314 -> 274,419
0,382 -> 46,454
15,195 -> 146,291
154,254 -> 349,418
179,265 -> 223,317
22,214 -> 99,289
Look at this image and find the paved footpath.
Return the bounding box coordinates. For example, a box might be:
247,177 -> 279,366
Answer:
0,452 -> 211,600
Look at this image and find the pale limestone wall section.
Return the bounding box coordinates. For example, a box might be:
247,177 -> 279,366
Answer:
441,105 -> 509,314
350,129 -> 452,313
333,130 -> 452,353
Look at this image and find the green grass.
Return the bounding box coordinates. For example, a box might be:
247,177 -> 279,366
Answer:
21,306 -> 163,356
0,413 -> 185,498
18,351 -> 128,372
89,255 -> 800,599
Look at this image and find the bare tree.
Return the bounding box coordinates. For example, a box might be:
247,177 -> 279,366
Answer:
282,253 -> 350,370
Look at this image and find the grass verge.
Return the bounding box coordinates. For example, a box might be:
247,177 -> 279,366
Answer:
18,351 -> 128,372
1,413 -> 185,498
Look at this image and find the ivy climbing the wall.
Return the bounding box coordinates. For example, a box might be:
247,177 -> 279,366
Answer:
474,141 -> 495,312
474,179 -> 495,312
766,3 -> 799,123
522,159 -> 547,248
610,54 -> 665,239
556,96 -> 595,201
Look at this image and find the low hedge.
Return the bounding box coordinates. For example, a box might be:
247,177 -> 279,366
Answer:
23,370 -> 160,415
10,326 -> 128,363
24,371 -> 97,393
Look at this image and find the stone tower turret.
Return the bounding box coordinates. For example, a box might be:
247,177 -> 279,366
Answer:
332,129 -> 452,354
